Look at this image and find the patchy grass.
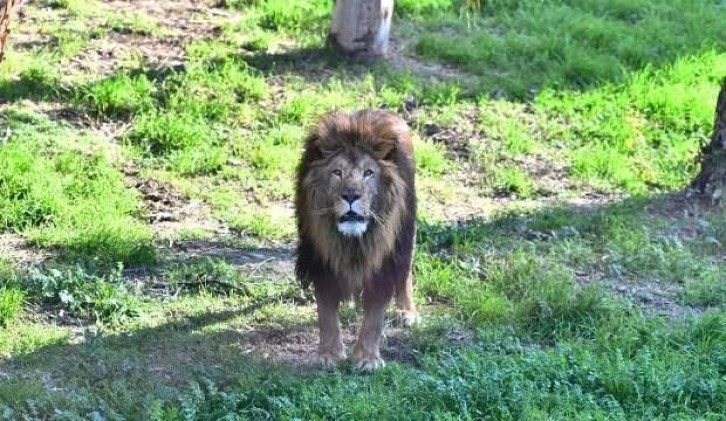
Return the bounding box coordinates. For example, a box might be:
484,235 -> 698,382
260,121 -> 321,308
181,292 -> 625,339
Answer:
0,0 -> 724,418
0,109 -> 155,267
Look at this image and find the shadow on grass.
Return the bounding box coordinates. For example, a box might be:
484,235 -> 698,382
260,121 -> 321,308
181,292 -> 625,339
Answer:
0,268 -> 420,417
0,42 -> 462,120
3,190 -> 722,415
0,72 -> 67,103
239,45 -> 369,77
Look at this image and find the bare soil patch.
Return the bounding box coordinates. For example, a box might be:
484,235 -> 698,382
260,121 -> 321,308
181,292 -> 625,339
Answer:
236,323 -> 418,367
120,165 -> 228,239
12,0 -> 238,76
576,270 -> 694,319
0,233 -> 49,267
388,32 -> 477,85
169,240 -> 295,279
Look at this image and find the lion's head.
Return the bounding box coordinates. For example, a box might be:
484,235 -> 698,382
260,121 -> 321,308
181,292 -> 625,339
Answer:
295,109 -> 415,284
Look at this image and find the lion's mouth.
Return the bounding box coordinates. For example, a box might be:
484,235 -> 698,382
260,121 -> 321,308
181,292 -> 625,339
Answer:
339,211 -> 366,223
337,211 -> 369,237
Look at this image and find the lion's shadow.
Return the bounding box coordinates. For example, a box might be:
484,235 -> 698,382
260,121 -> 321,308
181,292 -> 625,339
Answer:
0,296 -> 425,416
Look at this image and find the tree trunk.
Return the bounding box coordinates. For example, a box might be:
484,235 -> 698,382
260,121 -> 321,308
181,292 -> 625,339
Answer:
329,0 -> 394,60
691,77 -> 726,204
0,0 -> 22,66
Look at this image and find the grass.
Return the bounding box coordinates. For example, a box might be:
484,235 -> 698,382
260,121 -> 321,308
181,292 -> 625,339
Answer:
0,0 -> 724,418
0,109 -> 155,267
144,316 -> 723,419
410,0 -> 726,98
0,287 -> 24,328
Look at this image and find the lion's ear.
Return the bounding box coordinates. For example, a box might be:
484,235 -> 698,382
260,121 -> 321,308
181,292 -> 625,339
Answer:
372,138 -> 398,162
372,118 -> 411,162
310,134 -> 341,160
303,134 -> 325,161
305,112 -> 348,160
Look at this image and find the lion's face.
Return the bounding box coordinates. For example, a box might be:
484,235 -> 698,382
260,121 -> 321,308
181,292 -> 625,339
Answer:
317,151 -> 383,238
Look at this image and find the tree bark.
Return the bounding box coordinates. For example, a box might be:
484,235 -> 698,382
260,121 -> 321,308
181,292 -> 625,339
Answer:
329,0 -> 394,59
691,77 -> 726,204
0,0 -> 22,66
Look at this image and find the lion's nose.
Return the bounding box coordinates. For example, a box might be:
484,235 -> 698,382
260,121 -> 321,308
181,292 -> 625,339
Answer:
342,189 -> 361,204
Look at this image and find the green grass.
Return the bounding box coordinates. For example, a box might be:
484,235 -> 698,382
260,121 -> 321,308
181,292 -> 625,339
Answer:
0,0 -> 724,418
0,287 -> 25,328
493,165 -> 535,198
77,74 -> 157,118
411,0 -> 726,98
0,109 -> 155,267
145,315 -> 723,419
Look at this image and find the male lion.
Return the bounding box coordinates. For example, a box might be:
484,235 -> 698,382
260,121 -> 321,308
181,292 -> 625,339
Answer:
295,109 -> 418,371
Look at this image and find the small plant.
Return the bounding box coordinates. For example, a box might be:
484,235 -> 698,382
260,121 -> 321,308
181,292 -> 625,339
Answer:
415,139 -> 450,176
230,209 -> 295,240
77,74 -> 156,118
682,269 -> 726,307
493,166 -> 534,198
37,0 -> 71,8
0,286 -> 25,327
168,145 -> 228,176
25,264 -> 139,326
125,110 -> 219,156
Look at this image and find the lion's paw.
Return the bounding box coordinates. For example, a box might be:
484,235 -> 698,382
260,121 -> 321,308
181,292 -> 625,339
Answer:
354,355 -> 386,371
311,349 -> 345,368
395,310 -> 420,328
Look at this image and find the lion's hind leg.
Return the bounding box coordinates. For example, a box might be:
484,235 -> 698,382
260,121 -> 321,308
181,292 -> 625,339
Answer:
394,269 -> 419,328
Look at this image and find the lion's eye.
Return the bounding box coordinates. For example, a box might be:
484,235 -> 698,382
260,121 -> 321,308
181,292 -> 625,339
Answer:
332,169 -> 342,177
363,169 -> 374,178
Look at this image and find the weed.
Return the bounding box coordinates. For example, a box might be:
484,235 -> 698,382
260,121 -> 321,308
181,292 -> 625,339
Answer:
77,74 -> 157,118
492,166 -> 535,198
0,287 -> 25,327
38,0 -> 72,8
25,264 -> 139,326
414,138 -> 450,176
126,110 -> 219,156
166,258 -> 249,296
107,13 -> 162,36
229,208 -> 295,240
168,145 -> 228,176
682,269 -> 726,307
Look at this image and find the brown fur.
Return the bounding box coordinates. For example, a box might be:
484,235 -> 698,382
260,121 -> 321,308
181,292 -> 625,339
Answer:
295,109 -> 417,369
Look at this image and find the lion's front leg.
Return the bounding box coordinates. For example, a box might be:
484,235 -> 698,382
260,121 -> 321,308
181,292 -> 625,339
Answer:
313,291 -> 345,367
352,287 -> 392,371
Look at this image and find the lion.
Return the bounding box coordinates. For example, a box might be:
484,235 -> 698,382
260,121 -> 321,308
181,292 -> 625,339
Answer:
294,109 -> 418,371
